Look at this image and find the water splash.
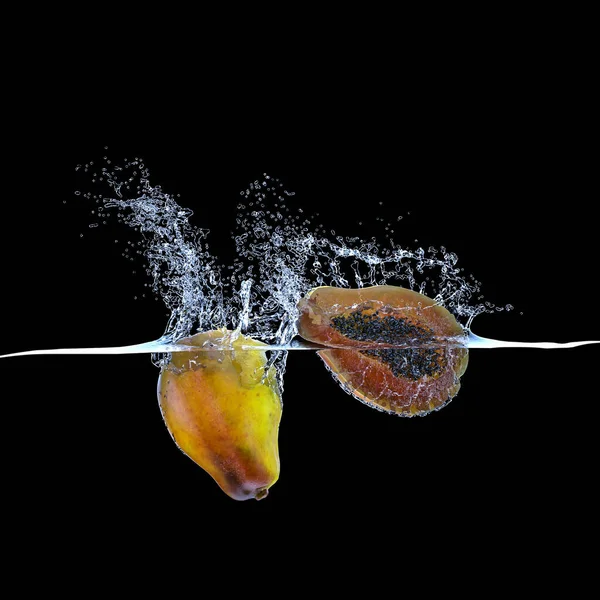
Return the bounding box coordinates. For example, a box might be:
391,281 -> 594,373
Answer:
74,159 -> 501,342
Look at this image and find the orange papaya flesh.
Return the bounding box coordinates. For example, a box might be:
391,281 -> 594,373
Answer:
297,285 -> 469,416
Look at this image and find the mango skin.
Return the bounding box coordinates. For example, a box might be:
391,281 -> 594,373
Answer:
158,329 -> 282,500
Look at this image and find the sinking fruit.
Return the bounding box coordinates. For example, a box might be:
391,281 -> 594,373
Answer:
297,285 -> 469,416
158,329 -> 282,500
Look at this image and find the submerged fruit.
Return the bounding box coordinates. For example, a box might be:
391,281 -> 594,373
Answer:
158,329 -> 282,500
297,285 -> 469,416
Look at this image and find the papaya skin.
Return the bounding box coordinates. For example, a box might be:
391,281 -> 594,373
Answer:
158,329 -> 282,500
297,285 -> 469,416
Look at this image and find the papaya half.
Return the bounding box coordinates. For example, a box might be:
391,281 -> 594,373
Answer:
158,329 -> 282,500
296,285 -> 469,416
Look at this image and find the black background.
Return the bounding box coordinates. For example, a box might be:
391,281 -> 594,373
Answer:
0,55 -> 597,573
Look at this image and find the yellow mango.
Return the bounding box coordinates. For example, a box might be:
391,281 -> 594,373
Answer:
158,329 -> 282,500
